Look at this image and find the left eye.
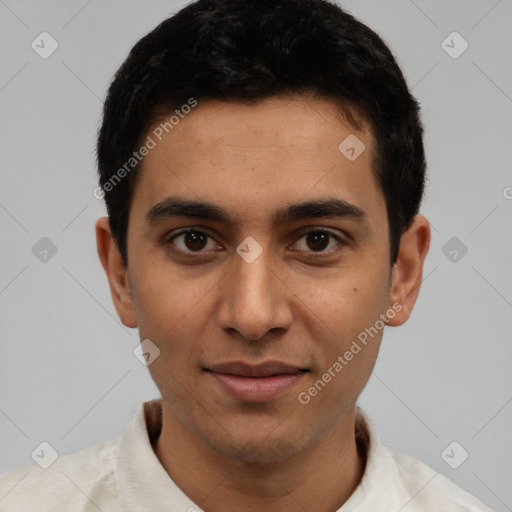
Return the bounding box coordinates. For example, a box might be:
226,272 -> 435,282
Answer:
293,229 -> 344,253
166,228 -> 344,255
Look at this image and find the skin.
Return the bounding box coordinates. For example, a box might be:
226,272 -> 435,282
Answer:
96,96 -> 430,512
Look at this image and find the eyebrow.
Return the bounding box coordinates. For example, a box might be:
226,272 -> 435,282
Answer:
145,195 -> 367,228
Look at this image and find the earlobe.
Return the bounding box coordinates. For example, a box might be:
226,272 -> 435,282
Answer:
386,215 -> 431,327
95,217 -> 138,328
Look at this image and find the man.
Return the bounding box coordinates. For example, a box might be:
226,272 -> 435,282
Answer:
0,0 -> 495,510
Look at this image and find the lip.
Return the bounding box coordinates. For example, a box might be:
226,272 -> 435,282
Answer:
205,361 -> 308,402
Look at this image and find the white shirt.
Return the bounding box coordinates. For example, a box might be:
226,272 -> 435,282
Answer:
0,398 -> 495,511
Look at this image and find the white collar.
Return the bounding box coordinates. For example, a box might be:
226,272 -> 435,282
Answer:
114,399 -> 402,511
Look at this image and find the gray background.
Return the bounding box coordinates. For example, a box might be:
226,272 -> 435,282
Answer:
1,0 -> 511,510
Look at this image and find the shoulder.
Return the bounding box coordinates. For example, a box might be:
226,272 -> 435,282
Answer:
390,449 -> 495,511
0,437 -> 122,512
352,408 -> 495,512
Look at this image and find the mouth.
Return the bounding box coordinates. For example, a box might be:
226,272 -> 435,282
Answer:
204,361 -> 309,402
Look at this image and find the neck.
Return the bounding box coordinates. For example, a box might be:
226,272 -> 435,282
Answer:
152,403 -> 366,512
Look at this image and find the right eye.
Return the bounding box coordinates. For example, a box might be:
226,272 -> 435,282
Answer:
165,228 -> 222,255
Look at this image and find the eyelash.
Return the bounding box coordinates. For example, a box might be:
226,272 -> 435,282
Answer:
164,227 -> 347,258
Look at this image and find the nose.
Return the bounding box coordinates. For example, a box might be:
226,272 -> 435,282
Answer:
216,243 -> 293,342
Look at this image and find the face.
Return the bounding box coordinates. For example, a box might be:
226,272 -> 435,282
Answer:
101,96 -> 419,463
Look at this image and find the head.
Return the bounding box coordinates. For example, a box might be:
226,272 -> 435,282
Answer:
96,0 -> 430,462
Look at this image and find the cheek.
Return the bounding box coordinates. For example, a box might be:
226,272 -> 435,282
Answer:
290,263 -> 389,342
130,263 -> 214,352
289,263 -> 389,407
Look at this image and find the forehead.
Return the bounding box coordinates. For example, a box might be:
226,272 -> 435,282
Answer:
131,96 -> 384,229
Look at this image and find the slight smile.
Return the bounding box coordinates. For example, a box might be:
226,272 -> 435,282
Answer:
204,361 -> 309,402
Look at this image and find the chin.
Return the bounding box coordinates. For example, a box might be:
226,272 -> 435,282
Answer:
213,437 -> 305,464
200,423 -> 318,464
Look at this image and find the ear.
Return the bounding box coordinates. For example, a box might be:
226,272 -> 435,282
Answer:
95,217 -> 137,328
386,214 -> 431,326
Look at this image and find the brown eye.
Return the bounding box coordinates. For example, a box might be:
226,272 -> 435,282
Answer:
183,231 -> 208,251
293,229 -> 345,254
305,231 -> 330,251
167,229 -> 216,253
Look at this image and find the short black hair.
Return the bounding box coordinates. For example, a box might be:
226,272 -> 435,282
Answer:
97,0 -> 426,267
